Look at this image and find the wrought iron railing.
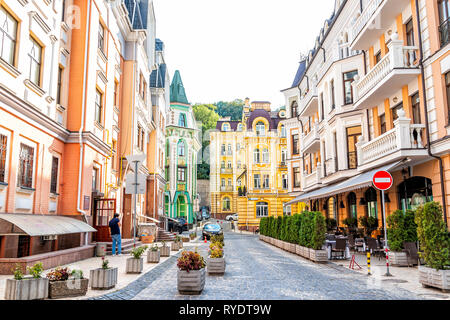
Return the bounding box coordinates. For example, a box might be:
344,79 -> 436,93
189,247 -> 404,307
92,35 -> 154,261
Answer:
439,18 -> 450,48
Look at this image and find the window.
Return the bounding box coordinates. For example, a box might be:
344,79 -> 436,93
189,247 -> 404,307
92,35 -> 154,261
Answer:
56,67 -> 63,105
320,93 -> 325,120
61,0 -> 66,22
236,143 -> 240,151
137,125 -> 145,151
330,79 -> 336,109
292,134 -> 299,155
228,178 -> 232,186
343,70 -> 358,105
0,134 -> 7,183
253,148 -> 260,164
50,157 -> 59,194
406,19 -> 415,46
114,81 -> 119,107
254,174 -> 261,189
227,161 -> 232,169
346,126 -> 362,169
221,144 -> 226,155
375,51 -> 382,64
18,144 -> 34,189
256,122 -> 265,136
177,166 -> 186,182
237,123 -> 243,131
222,123 -> 230,131
222,197 -> 231,211
92,167 -> 99,191
281,125 -> 286,137
256,202 -> 269,217
111,140 -> 117,170
263,175 -> 270,189
380,114 -> 386,134
327,197 -> 337,222
347,192 -> 357,219
366,188 -> 379,220
177,140 -> 185,157
291,101 -> 298,118
411,92 -> 421,124
282,174 -> 288,189
281,149 -> 287,163
221,178 -> 225,187
446,73 -> 450,121
28,37 -> 42,86
262,148 -> 269,163
98,23 -> 105,53
227,144 -> 232,155
179,113 -> 186,127
0,6 -> 18,66
293,167 -> 301,188
95,89 -> 103,124
438,0 -> 450,47
221,161 -> 225,169
237,161 -> 241,169
165,165 -> 169,181
392,103 -> 404,122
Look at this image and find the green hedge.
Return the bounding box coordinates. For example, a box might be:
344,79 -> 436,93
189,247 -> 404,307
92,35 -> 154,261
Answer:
259,211 -> 326,250
387,210 -> 417,252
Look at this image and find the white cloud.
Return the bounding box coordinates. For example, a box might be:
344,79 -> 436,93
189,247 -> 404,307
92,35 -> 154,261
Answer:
153,0 -> 336,108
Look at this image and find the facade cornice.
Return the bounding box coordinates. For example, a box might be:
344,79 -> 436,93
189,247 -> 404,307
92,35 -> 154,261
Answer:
66,132 -> 112,156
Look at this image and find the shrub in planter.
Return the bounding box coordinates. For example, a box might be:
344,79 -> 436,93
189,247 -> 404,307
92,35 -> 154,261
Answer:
387,210 -> 418,266
160,241 -> 170,257
126,245 -> 148,274
147,244 -> 160,263
309,212 -> 328,263
326,218 -> 337,232
177,250 -> 206,294
90,257 -> 118,290
189,232 -> 197,240
207,242 -> 226,275
211,234 -> 225,247
299,212 -> 314,248
415,202 -> 450,291
47,267 -> 88,299
343,217 -> 358,233
359,216 -> 379,237
5,263 -> 49,300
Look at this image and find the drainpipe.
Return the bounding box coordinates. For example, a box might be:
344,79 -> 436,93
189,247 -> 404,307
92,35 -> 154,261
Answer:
77,0 -> 92,245
415,0 -> 447,227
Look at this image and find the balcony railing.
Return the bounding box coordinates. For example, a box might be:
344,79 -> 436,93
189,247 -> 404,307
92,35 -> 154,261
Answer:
324,158 -> 337,176
439,18 -> 450,48
221,186 -> 234,192
298,86 -> 318,117
302,163 -> 322,189
221,168 -> 234,174
351,0 -> 384,43
353,35 -> 419,108
356,109 -> 426,168
301,122 -> 320,154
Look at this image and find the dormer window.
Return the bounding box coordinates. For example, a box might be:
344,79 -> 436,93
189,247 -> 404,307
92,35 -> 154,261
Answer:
222,123 -> 231,132
256,122 -> 265,136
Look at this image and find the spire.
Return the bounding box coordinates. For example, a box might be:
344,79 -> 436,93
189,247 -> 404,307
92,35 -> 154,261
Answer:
170,70 -> 189,104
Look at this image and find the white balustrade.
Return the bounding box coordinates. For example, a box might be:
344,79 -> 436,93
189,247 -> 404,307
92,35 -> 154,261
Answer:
301,122 -> 320,153
351,0 -> 384,42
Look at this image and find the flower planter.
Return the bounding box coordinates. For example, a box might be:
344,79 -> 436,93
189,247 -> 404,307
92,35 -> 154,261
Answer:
309,249 -> 328,263
90,268 -> 118,290
388,251 -> 418,267
160,246 -> 170,257
4,278 -> 49,300
419,266 -> 450,292
126,258 -> 144,274
147,250 -> 160,263
48,279 -> 89,299
171,242 -> 181,251
141,235 -> 154,244
177,268 -> 206,295
207,257 -> 226,275
182,237 -> 190,243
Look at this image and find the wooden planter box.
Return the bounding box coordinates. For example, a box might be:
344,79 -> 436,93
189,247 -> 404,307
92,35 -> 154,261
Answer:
171,242 -> 181,251
388,251 -> 418,267
419,266 -> 450,292
90,268 -> 118,290
283,241 -> 290,251
4,278 -> 49,300
48,279 -> 89,299
182,237 -> 190,243
147,250 -> 160,263
299,246 -> 308,258
207,257 -> 226,275
141,236 -> 154,244
295,245 -> 302,256
177,268 -> 206,295
126,258 -> 144,274
160,246 -> 170,257
288,243 -> 296,253
309,249 -> 328,263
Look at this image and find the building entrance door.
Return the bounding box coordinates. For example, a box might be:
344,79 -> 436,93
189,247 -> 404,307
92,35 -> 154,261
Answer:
93,198 -> 116,242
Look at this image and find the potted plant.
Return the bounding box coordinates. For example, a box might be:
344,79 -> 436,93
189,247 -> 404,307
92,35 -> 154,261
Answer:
326,218 -> 337,232
189,232 -> 197,241
415,202 -> 450,292
47,267 -> 89,299
211,234 -> 225,247
207,242 -> 226,275
359,216 -> 379,237
387,210 -> 418,266
309,212 -> 328,263
343,217 -> 358,234
160,241 -> 171,257
171,236 -> 182,251
90,257 -> 118,290
5,262 -> 49,300
177,250 -> 206,295
126,245 -> 148,274
147,244 -> 160,263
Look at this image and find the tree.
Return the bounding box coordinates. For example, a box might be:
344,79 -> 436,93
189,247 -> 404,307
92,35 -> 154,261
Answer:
215,99 -> 244,121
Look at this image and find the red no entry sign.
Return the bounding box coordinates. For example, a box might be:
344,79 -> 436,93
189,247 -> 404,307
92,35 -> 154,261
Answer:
372,171 -> 393,191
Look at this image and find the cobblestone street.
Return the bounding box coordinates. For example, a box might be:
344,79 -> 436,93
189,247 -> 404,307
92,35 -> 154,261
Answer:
91,232 -> 428,300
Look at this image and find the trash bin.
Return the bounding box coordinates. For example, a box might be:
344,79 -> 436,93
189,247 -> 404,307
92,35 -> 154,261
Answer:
96,242 -> 107,257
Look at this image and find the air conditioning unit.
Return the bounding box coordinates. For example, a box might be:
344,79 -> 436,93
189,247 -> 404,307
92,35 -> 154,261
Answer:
42,235 -> 57,241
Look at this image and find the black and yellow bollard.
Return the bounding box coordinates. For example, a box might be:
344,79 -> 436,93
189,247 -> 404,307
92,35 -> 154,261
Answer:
367,251 -> 371,275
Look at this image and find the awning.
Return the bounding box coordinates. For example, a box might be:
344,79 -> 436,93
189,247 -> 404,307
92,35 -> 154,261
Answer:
0,213 -> 97,237
285,161 -> 403,206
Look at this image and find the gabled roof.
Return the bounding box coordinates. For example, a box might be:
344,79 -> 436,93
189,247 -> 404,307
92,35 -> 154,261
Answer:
124,0 -> 148,30
170,70 -> 189,104
150,63 -> 167,88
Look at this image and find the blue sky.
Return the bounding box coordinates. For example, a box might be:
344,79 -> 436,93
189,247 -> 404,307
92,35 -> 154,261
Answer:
153,0 -> 336,108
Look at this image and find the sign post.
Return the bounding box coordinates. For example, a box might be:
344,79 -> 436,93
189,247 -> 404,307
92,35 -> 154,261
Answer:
373,170 -> 394,277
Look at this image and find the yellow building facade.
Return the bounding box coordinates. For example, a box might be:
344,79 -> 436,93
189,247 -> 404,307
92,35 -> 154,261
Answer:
210,99 -> 295,231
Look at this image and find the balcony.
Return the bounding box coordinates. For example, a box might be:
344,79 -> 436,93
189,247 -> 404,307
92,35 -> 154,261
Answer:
439,18 -> 450,48
356,109 -> 428,171
301,122 -> 320,154
221,186 -> 234,192
298,86 -> 318,118
221,168 -> 234,175
353,36 -> 420,110
350,0 -> 411,51
302,163 -> 323,190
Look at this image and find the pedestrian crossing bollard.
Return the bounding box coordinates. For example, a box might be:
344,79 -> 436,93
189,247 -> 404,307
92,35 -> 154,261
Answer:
367,251 -> 371,276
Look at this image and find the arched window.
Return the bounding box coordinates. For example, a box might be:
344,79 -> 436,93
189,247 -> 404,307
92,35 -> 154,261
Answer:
280,125 -> 286,137
177,140 -> 185,156
178,113 -> 186,127
253,148 -> 260,163
312,199 -> 319,212
222,123 -> 230,132
347,192 -> 357,219
237,123 -> 243,132
365,187 -> 378,219
397,177 -> 433,211
327,197 -> 337,223
223,197 -> 231,211
262,148 -> 269,163
256,121 -> 266,136
256,202 -> 269,217
291,101 -> 298,118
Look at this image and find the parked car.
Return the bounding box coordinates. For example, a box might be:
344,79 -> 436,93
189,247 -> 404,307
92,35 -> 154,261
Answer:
168,217 -> 188,234
226,213 -> 238,222
202,223 -> 223,240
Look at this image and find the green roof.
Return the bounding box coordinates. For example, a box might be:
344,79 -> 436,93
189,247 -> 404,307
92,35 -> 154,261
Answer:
170,70 -> 189,104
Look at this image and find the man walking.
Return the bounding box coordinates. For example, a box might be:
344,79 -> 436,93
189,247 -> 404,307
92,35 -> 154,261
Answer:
109,213 -> 122,256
